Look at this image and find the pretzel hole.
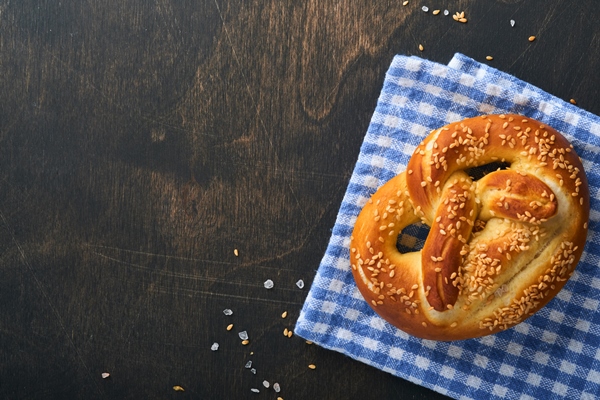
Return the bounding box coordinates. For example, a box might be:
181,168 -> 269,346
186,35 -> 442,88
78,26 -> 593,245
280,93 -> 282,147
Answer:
396,222 -> 428,254
465,161 -> 510,181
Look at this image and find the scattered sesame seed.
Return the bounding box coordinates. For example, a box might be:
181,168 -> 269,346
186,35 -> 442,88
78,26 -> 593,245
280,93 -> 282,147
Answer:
281,311 -> 288,319
264,279 -> 274,289
306,340 -> 313,345
173,386 -> 185,392
227,324 -> 234,331
570,99 -> 577,105
433,9 -> 440,15
402,0 -> 408,5
211,342 -> 220,351
486,56 -> 493,61
234,248 -> 239,256
419,44 -> 424,52
308,364 -> 317,369
529,36 -> 536,42
242,340 -> 250,345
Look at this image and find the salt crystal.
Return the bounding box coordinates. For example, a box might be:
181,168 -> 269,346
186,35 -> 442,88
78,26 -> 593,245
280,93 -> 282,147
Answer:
245,360 -> 253,369
211,342 -> 219,351
251,368 -> 257,374
296,279 -> 305,289
238,331 -> 249,340
250,388 -> 260,393
264,279 -> 274,289
263,380 -> 270,388
510,19 -> 515,27
422,6 -> 429,12
273,383 -> 281,393
443,10 -> 449,16
101,372 -> 110,379
223,309 -> 233,316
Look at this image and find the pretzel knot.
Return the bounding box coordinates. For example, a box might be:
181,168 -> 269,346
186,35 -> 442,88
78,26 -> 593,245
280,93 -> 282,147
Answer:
350,115 -> 590,340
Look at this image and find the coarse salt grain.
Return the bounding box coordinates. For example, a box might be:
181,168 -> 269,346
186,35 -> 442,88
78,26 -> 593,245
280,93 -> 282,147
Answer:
101,372 -> 110,379
510,19 -> 515,27
443,10 -> 449,16
251,388 -> 260,393
238,331 -> 249,340
264,279 -> 274,289
245,360 -> 253,368
211,342 -> 219,351
422,6 -> 429,12
251,368 -> 257,374
263,381 -> 270,388
296,279 -> 305,289
223,309 -> 233,316
273,382 -> 281,392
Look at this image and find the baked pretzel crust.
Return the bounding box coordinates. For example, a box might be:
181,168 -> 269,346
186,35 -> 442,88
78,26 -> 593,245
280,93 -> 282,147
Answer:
350,114 -> 589,341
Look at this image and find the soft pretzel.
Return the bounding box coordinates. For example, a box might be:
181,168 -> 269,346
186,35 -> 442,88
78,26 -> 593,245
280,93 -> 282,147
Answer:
350,114 -> 590,341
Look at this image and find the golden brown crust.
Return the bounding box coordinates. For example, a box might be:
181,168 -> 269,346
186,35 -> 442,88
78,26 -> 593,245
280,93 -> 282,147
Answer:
350,114 -> 590,341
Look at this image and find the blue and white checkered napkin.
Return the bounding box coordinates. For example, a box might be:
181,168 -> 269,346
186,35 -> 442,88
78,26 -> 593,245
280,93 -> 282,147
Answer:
295,53 -> 600,400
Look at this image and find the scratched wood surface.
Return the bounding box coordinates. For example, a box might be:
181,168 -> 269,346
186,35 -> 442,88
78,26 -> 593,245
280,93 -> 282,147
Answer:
1,1 -> 600,399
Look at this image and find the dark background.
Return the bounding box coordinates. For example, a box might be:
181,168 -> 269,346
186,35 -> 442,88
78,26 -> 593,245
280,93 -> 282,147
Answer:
1,1 -> 599,399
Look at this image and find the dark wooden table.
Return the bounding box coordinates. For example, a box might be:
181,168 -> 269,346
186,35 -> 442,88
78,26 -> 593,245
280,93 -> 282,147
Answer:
2,1 -> 599,399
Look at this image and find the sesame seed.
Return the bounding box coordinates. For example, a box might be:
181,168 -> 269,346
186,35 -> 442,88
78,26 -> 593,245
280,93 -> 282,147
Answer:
529,36 -> 536,42
402,0 -> 408,5
281,311 -> 288,319
308,364 -> 316,370
227,324 -> 234,331
486,56 -> 493,61
570,98 -> 577,105
234,248 -> 239,256
419,44 -> 424,51
433,9 -> 440,15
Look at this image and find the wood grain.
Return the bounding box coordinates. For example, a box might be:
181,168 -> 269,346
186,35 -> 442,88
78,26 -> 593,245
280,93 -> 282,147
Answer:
1,0 -> 599,398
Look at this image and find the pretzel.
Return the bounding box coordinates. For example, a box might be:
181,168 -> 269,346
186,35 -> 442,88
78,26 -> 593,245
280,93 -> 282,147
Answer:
350,115 -> 589,341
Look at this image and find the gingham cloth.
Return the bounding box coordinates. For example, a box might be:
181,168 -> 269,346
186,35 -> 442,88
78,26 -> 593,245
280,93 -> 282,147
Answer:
295,53 -> 600,400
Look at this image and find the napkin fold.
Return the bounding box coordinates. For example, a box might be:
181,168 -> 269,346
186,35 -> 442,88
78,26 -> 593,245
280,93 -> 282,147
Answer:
295,53 -> 600,400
